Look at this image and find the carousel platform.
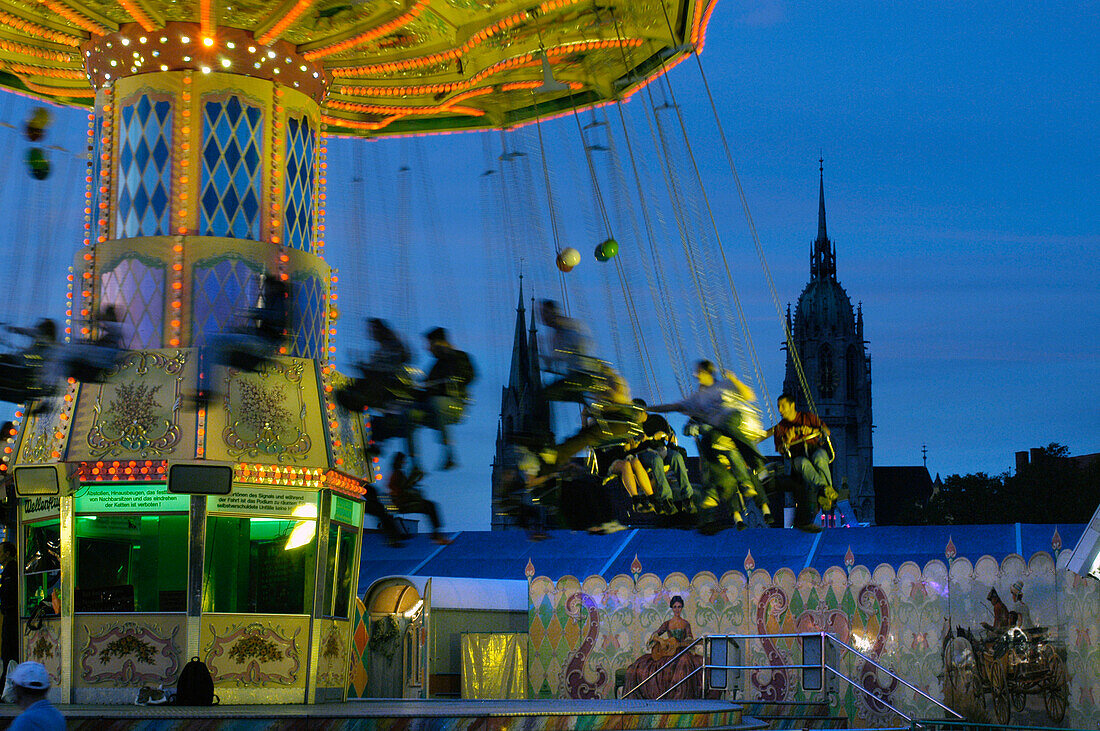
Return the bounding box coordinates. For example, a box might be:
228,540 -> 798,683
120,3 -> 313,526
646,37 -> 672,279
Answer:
0,699 -> 764,730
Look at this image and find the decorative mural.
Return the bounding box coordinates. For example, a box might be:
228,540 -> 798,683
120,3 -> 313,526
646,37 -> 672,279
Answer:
204,616 -> 306,687
25,619 -> 62,687
327,371 -> 370,480
76,616 -> 184,686
82,350 -> 190,459
347,597 -> 370,699
16,389 -> 72,464
315,618 -> 350,691
216,360 -> 313,461
528,533 -> 1100,729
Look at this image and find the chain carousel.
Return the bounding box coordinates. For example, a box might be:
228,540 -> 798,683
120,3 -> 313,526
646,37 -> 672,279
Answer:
0,0 -> 715,705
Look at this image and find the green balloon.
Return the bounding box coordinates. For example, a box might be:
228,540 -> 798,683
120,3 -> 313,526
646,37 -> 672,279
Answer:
594,242 -> 610,262
601,238 -> 619,258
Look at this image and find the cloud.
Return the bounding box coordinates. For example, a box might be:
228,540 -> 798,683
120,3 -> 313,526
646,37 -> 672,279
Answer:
736,0 -> 786,28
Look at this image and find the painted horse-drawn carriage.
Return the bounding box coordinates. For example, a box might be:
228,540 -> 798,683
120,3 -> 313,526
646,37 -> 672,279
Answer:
943,625 -> 1068,725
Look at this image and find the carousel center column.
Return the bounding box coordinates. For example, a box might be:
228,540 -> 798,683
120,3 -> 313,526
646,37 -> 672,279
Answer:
11,23 -> 367,705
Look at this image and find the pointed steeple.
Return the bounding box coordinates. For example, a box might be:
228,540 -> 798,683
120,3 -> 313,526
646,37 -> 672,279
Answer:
507,277 -> 530,389
811,158 -> 836,281
817,159 -> 828,242
528,297 -> 542,389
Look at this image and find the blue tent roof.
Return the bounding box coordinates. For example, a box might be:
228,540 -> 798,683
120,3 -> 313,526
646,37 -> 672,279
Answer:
357,523 -> 1084,593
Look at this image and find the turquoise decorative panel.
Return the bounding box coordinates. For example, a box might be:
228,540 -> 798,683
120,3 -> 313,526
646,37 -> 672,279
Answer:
283,115 -> 315,252
116,95 -> 172,238
291,274 -> 324,360
99,256 -> 165,349
200,97 -> 263,240
191,258 -> 261,348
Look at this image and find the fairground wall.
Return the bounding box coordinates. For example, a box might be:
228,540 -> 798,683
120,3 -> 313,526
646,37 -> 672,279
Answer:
528,533 -> 1099,728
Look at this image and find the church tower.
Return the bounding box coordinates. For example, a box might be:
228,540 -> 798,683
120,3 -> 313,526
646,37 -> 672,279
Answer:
490,281 -> 551,529
783,163 -> 875,522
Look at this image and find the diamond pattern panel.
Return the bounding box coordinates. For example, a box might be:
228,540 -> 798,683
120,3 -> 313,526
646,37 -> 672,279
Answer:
116,96 -> 172,238
283,115 -> 315,252
191,259 -> 260,347
99,258 -> 165,349
292,274 -> 325,359
200,97 -> 263,240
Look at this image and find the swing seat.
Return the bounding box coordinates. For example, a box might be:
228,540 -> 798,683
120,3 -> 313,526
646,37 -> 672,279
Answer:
336,368 -> 417,413
587,401 -> 645,446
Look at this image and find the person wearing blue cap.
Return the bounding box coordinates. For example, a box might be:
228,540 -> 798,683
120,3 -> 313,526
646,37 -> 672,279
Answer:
8,661 -> 64,729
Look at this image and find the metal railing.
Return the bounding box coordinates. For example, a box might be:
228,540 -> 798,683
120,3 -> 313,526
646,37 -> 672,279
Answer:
622,631 -> 963,725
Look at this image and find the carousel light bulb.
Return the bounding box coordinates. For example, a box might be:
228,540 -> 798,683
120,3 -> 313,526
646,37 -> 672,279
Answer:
248,45 -> 256,53
227,41 -> 235,49
160,36 -> 167,43
203,37 -> 214,47
220,58 -> 231,68
267,50 -> 276,59
121,38 -> 130,45
139,36 -> 147,43
181,35 -> 190,43
160,64 -> 168,71
183,55 -> 191,62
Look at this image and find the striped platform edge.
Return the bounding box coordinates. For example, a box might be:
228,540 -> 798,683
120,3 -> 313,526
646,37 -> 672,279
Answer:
0,699 -> 768,730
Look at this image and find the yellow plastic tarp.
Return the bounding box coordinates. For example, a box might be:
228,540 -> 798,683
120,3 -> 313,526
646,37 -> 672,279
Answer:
460,633 -> 528,699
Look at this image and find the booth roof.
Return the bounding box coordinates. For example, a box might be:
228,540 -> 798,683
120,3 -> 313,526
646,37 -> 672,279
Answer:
357,523 -> 1084,593
363,575 -> 528,613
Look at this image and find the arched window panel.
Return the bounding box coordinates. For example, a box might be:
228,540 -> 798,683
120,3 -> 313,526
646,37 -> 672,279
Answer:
192,258 -> 261,348
116,95 -> 173,238
818,344 -> 835,399
283,115 -> 315,252
199,96 -> 263,240
99,257 -> 165,349
291,274 -> 325,359
846,345 -> 860,401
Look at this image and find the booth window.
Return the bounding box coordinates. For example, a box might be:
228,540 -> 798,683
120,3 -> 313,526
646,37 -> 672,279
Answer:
73,515 -> 188,612
203,516 -> 316,614
23,521 -> 60,618
322,524 -> 356,619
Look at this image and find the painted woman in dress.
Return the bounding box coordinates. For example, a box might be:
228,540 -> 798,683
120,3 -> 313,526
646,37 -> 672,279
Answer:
623,595 -> 703,699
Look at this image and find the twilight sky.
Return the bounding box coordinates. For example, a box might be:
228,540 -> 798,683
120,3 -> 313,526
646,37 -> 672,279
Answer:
0,1 -> 1096,530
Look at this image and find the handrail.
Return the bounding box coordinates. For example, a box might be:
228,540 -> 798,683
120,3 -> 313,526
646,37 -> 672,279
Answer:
825,633 -> 961,719
622,630 -> 964,723
621,634 -> 704,699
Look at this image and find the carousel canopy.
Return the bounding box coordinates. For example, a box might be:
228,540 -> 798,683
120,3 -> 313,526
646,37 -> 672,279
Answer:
356,524 -> 1085,589
0,0 -> 717,136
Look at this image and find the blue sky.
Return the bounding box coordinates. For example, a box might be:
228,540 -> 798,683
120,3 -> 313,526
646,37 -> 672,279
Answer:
0,1 -> 1097,530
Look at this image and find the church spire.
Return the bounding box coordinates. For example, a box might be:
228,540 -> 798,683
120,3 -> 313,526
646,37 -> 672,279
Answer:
811,158 -> 837,281
507,276 -> 530,389
817,158 -> 828,242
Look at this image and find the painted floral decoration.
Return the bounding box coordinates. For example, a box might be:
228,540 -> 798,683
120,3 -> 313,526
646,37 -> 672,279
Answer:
228,635 -> 283,664
99,635 -> 155,665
